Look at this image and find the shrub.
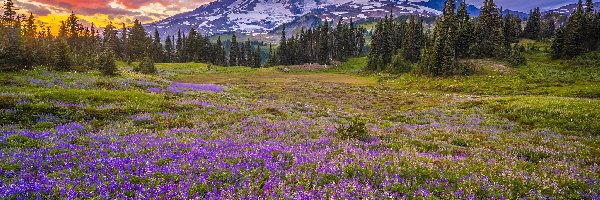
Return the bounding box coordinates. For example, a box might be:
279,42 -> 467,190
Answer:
507,45 -> 527,67
336,116 -> 369,140
570,51 -> 600,67
50,39 -> 74,71
134,55 -> 157,74
98,49 -> 118,76
387,51 -> 413,73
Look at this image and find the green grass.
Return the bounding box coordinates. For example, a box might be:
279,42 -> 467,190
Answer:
462,96 -> 600,135
0,87 -> 169,126
166,41 -> 599,135
379,47 -> 600,98
330,57 -> 369,73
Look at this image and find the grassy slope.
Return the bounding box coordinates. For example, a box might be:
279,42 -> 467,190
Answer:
167,40 -> 600,135
1,41 -> 599,198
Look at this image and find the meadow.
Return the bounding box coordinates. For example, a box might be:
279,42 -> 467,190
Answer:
1,43 -> 599,199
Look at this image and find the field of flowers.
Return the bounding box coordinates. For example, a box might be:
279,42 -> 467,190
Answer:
1,59 -> 599,199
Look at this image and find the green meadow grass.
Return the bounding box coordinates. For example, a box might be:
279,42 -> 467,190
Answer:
1,40 -> 598,199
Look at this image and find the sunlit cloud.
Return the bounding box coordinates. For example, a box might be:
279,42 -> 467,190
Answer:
14,0 -> 215,34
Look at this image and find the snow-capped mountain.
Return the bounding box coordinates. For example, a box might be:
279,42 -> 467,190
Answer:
145,0 -> 441,37
542,2 -> 600,16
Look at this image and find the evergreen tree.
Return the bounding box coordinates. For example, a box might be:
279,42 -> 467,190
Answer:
164,35 -> 173,62
120,23 -> 128,60
0,19 -> 27,70
183,29 -> 200,62
584,0 -> 596,50
98,48 -> 118,76
507,44 -> 527,67
50,38 -> 73,71
595,12 -> 600,49
473,0 -> 505,58
267,43 -> 273,66
541,16 -> 556,39
402,16 -> 425,63
277,24 -> 287,65
419,0 -> 459,76
523,8 -> 541,39
216,36 -> 226,66
318,20 -> 330,65
134,54 -> 156,74
127,19 -> 149,61
563,0 -> 586,58
2,0 -> 16,24
586,0 -> 594,14
254,45 -> 261,68
551,27 -> 565,59
102,22 -> 120,54
176,29 -> 183,62
456,0 -> 473,58
503,11 -> 522,45
152,29 -> 164,62
230,33 -> 239,66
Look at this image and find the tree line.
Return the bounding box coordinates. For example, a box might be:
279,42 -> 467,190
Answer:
2,0 -> 598,76
366,0 -> 572,76
271,18 -> 367,66
0,0 -> 264,75
552,0 -> 600,59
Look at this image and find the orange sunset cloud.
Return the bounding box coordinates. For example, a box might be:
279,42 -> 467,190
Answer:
13,0 -> 215,33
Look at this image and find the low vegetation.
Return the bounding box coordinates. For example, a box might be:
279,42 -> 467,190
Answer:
1,0 -> 599,199
2,41 -> 599,198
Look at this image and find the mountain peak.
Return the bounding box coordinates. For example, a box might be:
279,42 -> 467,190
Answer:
146,0 -> 443,37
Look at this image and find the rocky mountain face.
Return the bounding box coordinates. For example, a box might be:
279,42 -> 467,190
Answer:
145,0 -> 443,37
542,2 -> 600,16
145,0 -> 591,38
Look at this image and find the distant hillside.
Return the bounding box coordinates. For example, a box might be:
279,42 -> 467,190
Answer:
144,0 -> 505,38
542,2 -> 600,15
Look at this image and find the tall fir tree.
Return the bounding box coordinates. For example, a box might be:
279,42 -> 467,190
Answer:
127,19 -> 149,61
419,0 -> 459,76
503,11 -> 522,45
176,29 -> 183,62
523,7 -> 541,39
230,33 -> 239,66
402,16 -> 425,63
216,36 -> 226,66
2,0 -> 16,24
563,0 -> 586,58
254,45 -> 261,68
551,27 -> 566,59
541,16 -> 556,39
164,35 -> 173,62
152,29 -> 164,62
456,0 -> 473,58
278,24 -> 287,65
318,20 -> 330,65
473,0 -> 505,58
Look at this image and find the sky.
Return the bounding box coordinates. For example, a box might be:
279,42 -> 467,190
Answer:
14,0 -> 214,32
14,0 -> 581,33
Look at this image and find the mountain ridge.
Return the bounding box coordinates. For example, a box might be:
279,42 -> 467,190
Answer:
145,0 -> 444,38
144,0 -> 595,39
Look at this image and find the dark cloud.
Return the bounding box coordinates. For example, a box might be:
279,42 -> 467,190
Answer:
26,0 -> 215,22
135,15 -> 155,22
76,7 -> 141,16
15,1 -> 52,16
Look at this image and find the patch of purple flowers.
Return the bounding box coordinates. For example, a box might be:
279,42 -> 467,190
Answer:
28,78 -> 54,87
146,87 -> 163,93
168,82 -> 223,93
